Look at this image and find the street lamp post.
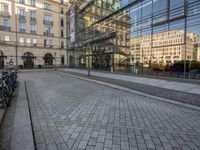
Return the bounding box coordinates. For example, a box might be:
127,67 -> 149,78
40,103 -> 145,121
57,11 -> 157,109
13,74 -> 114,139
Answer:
54,52 -> 57,70
88,46 -> 91,77
15,14 -> 18,71
88,54 -> 90,77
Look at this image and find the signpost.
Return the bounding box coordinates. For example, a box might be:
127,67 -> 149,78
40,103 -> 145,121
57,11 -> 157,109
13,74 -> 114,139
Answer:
54,52 -> 57,70
15,14 -> 18,71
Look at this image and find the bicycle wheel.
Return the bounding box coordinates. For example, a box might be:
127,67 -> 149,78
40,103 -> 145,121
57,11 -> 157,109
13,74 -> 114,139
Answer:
3,86 -> 9,106
0,89 -> 5,108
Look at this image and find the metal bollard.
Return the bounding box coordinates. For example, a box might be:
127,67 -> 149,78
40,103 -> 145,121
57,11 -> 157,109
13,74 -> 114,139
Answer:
88,69 -> 90,77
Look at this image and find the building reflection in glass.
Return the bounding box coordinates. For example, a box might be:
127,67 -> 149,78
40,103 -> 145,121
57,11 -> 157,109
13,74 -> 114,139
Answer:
131,30 -> 198,69
128,0 -> 200,76
67,0 -> 200,77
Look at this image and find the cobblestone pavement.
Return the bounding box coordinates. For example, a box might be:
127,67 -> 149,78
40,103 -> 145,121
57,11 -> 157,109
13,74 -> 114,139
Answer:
21,71 -> 200,150
61,70 -> 200,106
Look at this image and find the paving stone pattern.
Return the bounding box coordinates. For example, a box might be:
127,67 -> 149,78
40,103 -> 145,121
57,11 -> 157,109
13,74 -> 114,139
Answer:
61,70 -> 200,106
21,72 -> 200,150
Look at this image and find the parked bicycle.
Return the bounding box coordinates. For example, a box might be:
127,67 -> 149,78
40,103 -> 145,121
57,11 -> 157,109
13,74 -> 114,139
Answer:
0,69 -> 18,108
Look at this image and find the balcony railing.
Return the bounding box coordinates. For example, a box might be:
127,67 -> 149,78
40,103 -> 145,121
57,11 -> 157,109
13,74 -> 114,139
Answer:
0,26 -> 11,31
43,20 -> 53,26
29,2 -> 36,7
18,15 -> 26,21
31,30 -> 36,34
44,45 -> 53,48
19,28 -> 26,33
19,0 -> 25,4
43,32 -> 53,37
1,11 -> 10,17
44,7 -> 52,11
30,17 -> 36,22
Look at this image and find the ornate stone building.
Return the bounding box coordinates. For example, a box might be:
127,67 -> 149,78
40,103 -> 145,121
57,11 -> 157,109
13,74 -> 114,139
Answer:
198,46 -> 200,62
0,0 -> 69,68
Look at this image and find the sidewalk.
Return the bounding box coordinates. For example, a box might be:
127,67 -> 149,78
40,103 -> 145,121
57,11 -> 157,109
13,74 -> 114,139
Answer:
0,81 -> 35,150
63,68 -> 200,95
10,81 -> 35,150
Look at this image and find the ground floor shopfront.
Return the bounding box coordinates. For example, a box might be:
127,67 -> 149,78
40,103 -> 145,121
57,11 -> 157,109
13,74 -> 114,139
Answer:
0,45 -> 67,69
67,51 -> 130,73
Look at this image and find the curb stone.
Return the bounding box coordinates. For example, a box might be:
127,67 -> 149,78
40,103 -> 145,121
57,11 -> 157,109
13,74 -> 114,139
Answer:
10,81 -> 35,150
0,107 -> 6,126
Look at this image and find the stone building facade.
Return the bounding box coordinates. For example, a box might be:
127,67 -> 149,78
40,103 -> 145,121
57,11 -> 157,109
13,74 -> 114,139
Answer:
198,46 -> 200,62
0,0 -> 69,68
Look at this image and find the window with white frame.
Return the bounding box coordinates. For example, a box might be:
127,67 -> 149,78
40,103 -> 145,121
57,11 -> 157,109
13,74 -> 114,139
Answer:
30,24 -> 36,33
3,19 -> 9,27
27,38 -> 31,44
61,41 -> 64,48
4,35 -> 10,41
19,8 -> 25,17
44,3 -> 52,10
3,5 -> 9,15
19,0 -> 24,4
44,15 -> 52,21
19,22 -> 26,32
49,40 -> 52,47
44,27 -> 52,33
30,11 -> 36,20
33,39 -> 37,45
29,0 -> 36,6
19,37 -> 25,43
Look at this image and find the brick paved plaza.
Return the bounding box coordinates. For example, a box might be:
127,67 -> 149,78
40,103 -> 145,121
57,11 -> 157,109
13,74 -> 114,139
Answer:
1,71 -> 200,150
16,71 -> 200,150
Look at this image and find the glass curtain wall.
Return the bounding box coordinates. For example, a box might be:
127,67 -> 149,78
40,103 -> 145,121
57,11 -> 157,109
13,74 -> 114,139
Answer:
128,0 -> 200,78
186,0 -> 200,77
70,0 -> 200,78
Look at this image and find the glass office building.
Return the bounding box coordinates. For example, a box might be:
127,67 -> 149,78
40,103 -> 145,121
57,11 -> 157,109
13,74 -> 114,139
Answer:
67,0 -> 200,77
128,0 -> 200,76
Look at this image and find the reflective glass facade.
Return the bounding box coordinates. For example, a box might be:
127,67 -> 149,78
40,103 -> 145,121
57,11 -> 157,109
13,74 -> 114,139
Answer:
128,0 -> 200,77
67,0 -> 200,78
